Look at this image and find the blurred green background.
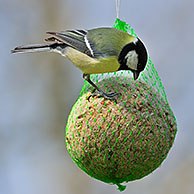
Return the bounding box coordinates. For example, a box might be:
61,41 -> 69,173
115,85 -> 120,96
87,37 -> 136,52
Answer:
1,0 -> 194,194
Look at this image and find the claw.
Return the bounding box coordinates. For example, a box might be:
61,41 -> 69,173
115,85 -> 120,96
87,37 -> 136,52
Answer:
87,93 -> 97,102
87,92 -> 121,103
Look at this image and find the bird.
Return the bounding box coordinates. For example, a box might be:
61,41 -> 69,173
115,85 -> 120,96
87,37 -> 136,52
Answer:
11,27 -> 148,100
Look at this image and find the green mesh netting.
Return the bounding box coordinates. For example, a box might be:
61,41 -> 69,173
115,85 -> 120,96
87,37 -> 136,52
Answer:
65,18 -> 177,192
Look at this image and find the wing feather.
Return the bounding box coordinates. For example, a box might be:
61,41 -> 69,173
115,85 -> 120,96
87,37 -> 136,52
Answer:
46,30 -> 94,57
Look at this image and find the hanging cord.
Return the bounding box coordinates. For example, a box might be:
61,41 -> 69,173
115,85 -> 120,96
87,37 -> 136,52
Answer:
116,0 -> 121,18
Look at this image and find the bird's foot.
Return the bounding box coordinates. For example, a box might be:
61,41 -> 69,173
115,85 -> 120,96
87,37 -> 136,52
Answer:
88,91 -> 121,102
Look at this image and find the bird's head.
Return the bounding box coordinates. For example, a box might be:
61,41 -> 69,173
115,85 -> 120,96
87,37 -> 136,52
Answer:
118,37 -> 148,80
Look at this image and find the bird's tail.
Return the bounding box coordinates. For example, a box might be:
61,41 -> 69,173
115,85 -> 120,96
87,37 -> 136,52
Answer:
11,43 -> 59,54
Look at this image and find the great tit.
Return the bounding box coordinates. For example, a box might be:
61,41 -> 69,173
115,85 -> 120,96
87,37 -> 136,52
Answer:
12,27 -> 148,99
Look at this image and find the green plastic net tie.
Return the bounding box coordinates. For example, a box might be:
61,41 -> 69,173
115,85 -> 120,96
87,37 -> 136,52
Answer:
117,183 -> 127,192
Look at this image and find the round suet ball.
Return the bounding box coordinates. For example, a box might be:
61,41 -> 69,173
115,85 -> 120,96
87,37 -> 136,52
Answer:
65,76 -> 177,190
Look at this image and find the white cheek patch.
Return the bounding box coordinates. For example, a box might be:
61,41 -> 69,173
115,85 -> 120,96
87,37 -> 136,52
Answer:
125,50 -> 138,70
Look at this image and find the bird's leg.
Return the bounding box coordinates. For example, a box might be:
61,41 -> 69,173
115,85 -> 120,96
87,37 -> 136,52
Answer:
83,73 -> 120,101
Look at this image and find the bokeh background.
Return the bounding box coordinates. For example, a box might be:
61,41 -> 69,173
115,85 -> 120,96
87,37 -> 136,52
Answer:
1,0 -> 194,193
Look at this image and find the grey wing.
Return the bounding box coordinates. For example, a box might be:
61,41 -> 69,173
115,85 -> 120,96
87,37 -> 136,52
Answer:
46,30 -> 94,57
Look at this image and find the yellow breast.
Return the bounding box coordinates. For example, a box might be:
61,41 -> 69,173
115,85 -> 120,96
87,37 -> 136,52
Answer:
65,47 -> 120,74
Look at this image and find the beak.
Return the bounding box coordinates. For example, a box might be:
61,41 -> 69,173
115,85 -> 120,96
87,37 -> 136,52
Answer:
133,71 -> 140,80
